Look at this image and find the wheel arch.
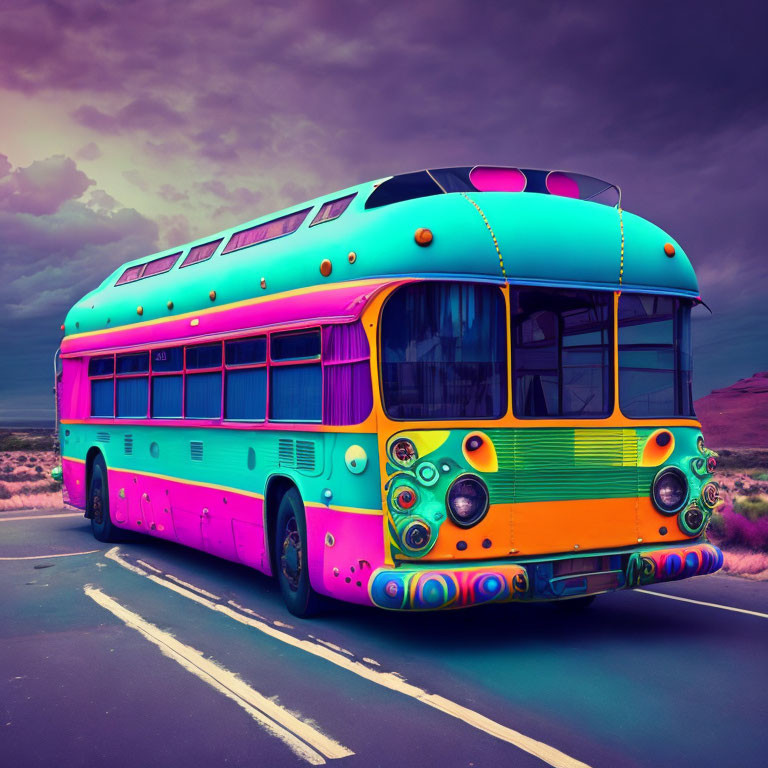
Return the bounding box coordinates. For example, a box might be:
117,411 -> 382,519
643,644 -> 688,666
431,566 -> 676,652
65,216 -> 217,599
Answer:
264,473 -> 299,577
84,446 -> 105,519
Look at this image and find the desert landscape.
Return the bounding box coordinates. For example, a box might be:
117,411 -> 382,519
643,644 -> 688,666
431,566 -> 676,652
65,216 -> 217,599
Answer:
2,372 -> 766,579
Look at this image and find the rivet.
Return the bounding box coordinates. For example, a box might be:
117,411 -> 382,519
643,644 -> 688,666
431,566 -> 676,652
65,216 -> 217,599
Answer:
637,537 -> 643,543
167,300 -> 174,310
191,318 -> 199,327
106,318 -> 110,324
260,277 -> 266,289
75,321 -> 79,328
325,532 -> 335,547
322,488 -> 333,500
60,324 -> 65,331
664,242 -> 676,257
333,568 -> 339,577
574,544 -> 580,550
209,290 -> 216,301
659,526 -> 668,535
414,227 -> 433,246
482,538 -> 492,549
137,306 -> 143,315
320,259 -> 332,277
348,251 -> 357,264
456,541 -> 467,551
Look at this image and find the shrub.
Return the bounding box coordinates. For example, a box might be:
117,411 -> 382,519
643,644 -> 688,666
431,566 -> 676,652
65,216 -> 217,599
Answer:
733,497 -> 768,522
0,483 -> 11,500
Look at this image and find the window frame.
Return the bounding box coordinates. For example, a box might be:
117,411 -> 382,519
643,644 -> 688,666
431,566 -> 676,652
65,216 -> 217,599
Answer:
115,252 -> 181,286
510,287 -> 614,420
309,193 -> 356,226
222,208 -> 312,255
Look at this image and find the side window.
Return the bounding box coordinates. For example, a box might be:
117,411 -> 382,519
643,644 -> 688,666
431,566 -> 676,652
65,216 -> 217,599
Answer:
185,343 -> 222,419
89,356 -> 115,417
270,330 -> 322,422
322,323 -> 372,425
225,337 -> 267,421
151,347 -> 183,418
115,352 -> 149,418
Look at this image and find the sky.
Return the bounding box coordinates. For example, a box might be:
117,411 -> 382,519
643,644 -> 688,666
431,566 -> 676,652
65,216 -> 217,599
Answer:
1,0 -> 767,423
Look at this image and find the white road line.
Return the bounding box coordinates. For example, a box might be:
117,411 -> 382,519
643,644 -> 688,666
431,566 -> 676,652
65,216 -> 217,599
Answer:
84,585 -> 353,765
136,559 -> 163,574
105,547 -> 591,768
635,589 -> 768,619
164,573 -> 221,600
0,513 -> 83,522
0,550 -> 99,561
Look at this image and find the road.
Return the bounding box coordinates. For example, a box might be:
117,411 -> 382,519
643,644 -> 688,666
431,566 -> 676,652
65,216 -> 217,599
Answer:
1,508 -> 766,768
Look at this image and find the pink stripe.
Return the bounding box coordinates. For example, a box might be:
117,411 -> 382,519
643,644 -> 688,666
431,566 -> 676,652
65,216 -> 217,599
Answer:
62,281 -> 395,356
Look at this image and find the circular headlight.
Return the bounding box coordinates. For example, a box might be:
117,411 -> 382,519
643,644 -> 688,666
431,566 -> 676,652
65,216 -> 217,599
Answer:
402,520 -> 431,551
390,438 -> 416,466
394,487 -> 417,511
680,505 -> 705,535
652,467 -> 688,514
447,475 -> 489,528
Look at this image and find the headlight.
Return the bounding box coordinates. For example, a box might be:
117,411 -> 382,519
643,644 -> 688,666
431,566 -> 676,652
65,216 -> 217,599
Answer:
402,520 -> 431,551
447,475 -> 489,528
652,467 -> 688,514
680,505 -> 705,535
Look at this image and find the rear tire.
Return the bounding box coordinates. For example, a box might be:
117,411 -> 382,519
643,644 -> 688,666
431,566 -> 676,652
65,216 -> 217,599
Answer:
88,455 -> 120,543
273,487 -> 322,618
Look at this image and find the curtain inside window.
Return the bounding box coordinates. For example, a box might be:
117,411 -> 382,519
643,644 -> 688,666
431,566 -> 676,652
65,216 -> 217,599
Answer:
152,375 -> 182,418
381,282 -> 507,420
226,368 -> 266,420
322,323 -> 372,425
270,364 -> 321,421
185,372 -> 222,418
91,380 -> 114,417
116,377 -> 148,418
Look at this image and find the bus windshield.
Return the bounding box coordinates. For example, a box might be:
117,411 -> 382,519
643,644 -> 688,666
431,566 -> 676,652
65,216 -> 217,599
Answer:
380,282 -> 507,420
380,282 -> 695,421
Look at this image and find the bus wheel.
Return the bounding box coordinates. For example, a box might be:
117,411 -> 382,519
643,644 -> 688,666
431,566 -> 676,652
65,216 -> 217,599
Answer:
274,488 -> 321,618
88,455 -> 120,543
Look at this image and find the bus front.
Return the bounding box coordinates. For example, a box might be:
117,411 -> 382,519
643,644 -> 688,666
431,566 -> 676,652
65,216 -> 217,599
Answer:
361,180 -> 721,610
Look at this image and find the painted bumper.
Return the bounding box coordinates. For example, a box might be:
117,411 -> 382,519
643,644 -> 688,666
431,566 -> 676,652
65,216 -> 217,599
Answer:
368,541 -> 723,611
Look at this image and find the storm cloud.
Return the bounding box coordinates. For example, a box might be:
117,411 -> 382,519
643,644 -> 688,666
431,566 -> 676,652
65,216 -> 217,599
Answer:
0,0 -> 767,421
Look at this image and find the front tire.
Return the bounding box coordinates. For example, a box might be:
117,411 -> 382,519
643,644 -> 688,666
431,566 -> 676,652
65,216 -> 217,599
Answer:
88,455 -> 120,543
273,488 -> 322,617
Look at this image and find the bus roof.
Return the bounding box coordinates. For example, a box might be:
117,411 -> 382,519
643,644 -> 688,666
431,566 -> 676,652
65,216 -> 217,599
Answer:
62,166 -> 698,340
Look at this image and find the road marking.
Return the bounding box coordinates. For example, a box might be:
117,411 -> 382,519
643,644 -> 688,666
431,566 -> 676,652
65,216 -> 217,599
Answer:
84,586 -> 353,765
635,589 -> 768,619
0,550 -> 99,561
0,513 -> 83,522
106,547 -> 591,768
165,573 -> 221,600
136,559 -> 163,574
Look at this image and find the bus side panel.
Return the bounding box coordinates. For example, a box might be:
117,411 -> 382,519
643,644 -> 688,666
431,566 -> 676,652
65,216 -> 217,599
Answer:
305,505 -> 385,605
61,457 -> 86,510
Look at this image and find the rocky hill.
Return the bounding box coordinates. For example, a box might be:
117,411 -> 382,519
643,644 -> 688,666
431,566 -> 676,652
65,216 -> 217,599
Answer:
695,372 -> 768,449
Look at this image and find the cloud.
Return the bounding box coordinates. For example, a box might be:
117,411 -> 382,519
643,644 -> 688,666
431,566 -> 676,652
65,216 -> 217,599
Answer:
158,183 -> 188,203
0,155 -> 94,215
72,96 -> 185,135
76,141 -> 102,161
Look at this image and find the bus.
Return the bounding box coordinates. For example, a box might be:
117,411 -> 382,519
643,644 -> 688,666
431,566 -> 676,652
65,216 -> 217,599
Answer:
57,165 -> 723,616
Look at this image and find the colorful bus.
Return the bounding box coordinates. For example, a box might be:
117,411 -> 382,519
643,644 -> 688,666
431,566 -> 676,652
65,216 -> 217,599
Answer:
57,166 -> 723,616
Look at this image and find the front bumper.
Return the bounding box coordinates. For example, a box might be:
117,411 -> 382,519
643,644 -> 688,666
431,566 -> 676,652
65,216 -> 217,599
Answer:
368,541 -> 723,610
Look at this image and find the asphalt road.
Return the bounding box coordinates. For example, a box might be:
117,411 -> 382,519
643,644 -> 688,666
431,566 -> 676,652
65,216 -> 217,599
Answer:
1,508 -> 766,768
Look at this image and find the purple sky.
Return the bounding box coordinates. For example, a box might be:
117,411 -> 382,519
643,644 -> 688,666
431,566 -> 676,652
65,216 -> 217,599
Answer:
1,1 -> 766,422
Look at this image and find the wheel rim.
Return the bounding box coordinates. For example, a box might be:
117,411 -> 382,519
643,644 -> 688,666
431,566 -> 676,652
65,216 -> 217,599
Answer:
91,473 -> 104,525
280,514 -> 302,592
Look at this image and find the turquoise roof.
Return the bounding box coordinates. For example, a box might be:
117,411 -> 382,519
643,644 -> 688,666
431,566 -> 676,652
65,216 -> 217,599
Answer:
64,174 -> 698,336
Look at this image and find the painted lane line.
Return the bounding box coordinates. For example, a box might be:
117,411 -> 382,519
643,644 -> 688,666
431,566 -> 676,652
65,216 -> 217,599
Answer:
104,546 -> 147,575
0,550 -> 99,561
105,547 -> 591,768
635,589 -> 768,619
164,573 -> 221,600
84,586 -> 353,765
136,559 -> 163,574
0,513 -> 83,523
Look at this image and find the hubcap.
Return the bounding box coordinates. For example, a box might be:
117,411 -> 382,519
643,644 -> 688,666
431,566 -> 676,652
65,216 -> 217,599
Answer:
280,515 -> 302,591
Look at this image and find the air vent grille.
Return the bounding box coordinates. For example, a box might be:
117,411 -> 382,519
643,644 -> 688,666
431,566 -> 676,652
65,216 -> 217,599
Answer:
190,441 -> 204,461
96,431 -> 110,443
278,438 -> 295,468
124,434 -> 133,455
296,440 -> 316,472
